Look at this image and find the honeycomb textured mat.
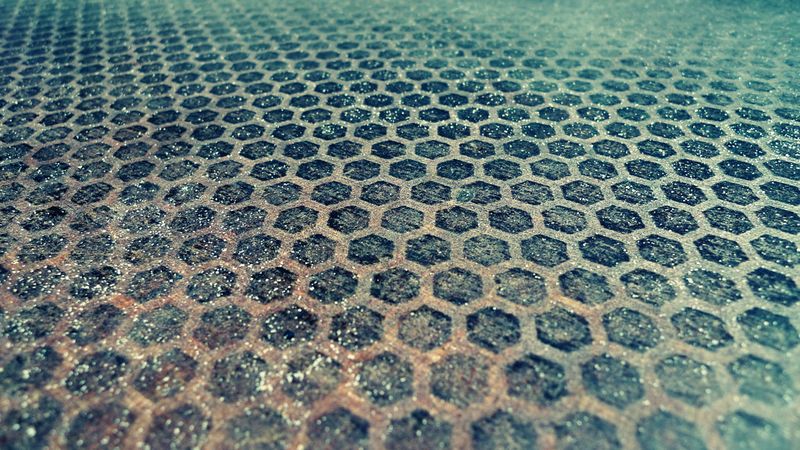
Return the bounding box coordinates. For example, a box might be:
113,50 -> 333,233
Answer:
0,0 -> 799,448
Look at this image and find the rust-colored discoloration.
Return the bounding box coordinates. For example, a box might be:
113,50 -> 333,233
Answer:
1,0 -> 799,448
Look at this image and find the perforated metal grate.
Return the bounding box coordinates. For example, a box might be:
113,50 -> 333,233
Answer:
0,0 -> 798,448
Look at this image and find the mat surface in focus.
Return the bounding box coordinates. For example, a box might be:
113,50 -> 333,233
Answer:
0,0 -> 798,448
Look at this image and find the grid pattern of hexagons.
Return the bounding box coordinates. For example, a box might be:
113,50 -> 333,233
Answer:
0,0 -> 798,448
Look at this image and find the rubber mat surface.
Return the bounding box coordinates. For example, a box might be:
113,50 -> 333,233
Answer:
0,0 -> 798,448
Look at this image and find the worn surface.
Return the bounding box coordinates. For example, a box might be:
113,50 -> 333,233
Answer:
0,0 -> 798,448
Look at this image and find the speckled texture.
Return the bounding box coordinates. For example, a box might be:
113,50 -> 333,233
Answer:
0,0 -> 798,448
